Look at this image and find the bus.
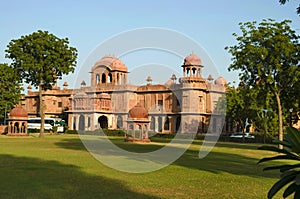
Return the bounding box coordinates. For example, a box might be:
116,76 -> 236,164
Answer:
27,118 -> 55,131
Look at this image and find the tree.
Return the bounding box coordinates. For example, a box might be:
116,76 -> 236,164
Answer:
5,30 -> 78,137
279,0 -> 300,15
226,19 -> 300,148
0,63 -> 23,124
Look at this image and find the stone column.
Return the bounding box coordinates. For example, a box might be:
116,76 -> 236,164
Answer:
155,117 -> 158,133
76,115 -> 80,130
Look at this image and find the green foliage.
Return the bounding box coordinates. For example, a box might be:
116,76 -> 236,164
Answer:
5,30 -> 78,90
5,30 -> 77,136
0,63 -> 23,122
226,19 -> 300,142
103,129 -> 125,136
64,130 -> 78,134
226,19 -> 300,99
258,127 -> 300,198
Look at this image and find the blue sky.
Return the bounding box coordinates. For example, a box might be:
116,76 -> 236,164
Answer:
0,0 -> 299,89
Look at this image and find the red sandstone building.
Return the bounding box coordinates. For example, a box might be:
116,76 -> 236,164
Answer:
21,53 -> 227,134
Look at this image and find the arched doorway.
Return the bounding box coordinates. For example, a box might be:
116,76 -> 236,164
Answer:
164,117 -> 169,131
176,116 -> 181,132
98,116 -> 108,129
158,117 -> 162,132
14,122 -> 19,133
150,117 -> 155,131
79,115 -> 85,131
117,116 -> 123,129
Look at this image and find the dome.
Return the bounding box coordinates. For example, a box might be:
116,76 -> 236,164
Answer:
129,103 -> 148,119
63,82 -> 68,87
94,55 -> 128,72
110,59 -> 127,72
81,80 -> 86,86
207,74 -> 214,81
9,105 -> 28,118
215,76 -> 227,86
183,52 -> 202,66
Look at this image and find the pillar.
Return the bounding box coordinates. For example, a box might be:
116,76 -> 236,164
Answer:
155,116 -> 158,133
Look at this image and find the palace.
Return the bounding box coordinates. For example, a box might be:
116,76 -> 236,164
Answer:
21,52 -> 226,134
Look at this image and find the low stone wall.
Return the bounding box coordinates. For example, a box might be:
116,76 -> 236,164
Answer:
0,125 -> 8,134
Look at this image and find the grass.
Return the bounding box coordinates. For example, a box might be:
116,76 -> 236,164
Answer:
0,134 -> 290,199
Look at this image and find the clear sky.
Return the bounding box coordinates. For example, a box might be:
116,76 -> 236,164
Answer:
0,0 -> 299,90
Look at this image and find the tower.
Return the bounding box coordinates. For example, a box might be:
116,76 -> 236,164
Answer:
179,52 -> 207,133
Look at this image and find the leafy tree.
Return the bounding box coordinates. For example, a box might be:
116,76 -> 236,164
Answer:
258,127 -> 300,199
0,63 -> 23,123
5,30 -> 77,136
226,19 -> 300,147
279,0 -> 300,15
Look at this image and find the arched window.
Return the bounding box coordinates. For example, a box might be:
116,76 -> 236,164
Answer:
186,68 -> 190,76
108,73 -> 112,83
88,117 -> 91,128
21,122 -> 26,133
102,73 -> 106,83
73,117 -> 76,130
117,73 -> 120,85
164,117 -> 169,131
98,116 -> 108,129
150,117 -> 155,131
176,116 -> 181,132
117,116 -> 123,129
192,68 -> 196,76
96,74 -> 100,85
14,122 -> 19,133
158,117 -> 162,132
129,124 -> 133,130
120,74 -> 123,85
79,115 -> 85,131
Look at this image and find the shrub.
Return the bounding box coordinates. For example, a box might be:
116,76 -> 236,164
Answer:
258,127 -> 300,199
64,130 -> 78,134
103,129 -> 125,136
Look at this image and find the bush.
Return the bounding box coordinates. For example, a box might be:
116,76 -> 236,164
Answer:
258,127 -> 300,198
103,129 -> 125,136
27,129 -> 40,134
64,130 -> 78,134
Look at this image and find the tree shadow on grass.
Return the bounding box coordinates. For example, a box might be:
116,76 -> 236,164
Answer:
0,154 -> 157,199
55,136 -> 279,179
174,147 -> 279,179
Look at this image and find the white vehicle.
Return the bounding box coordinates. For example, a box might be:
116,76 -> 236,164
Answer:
28,118 -> 55,131
230,132 -> 255,139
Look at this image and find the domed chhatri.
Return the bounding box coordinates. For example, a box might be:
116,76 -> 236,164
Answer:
9,105 -> 28,118
128,103 -> 148,119
126,103 -> 150,143
183,52 -> 202,66
215,76 -> 227,86
7,105 -> 28,136
94,55 -> 128,72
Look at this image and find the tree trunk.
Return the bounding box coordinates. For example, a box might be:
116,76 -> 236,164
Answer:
275,92 -> 283,149
39,83 -> 45,137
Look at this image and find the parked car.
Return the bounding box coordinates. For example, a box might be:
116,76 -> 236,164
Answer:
230,132 -> 255,139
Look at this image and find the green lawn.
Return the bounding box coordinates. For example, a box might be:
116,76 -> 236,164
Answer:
0,134 -> 290,199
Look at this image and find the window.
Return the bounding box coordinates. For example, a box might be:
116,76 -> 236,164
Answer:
58,102 -> 62,108
158,100 -> 163,106
102,73 -> 106,83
